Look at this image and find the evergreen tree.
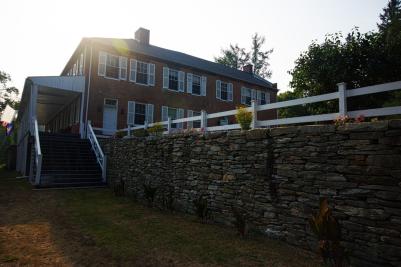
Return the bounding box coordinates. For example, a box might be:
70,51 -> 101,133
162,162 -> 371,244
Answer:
250,33 -> 273,79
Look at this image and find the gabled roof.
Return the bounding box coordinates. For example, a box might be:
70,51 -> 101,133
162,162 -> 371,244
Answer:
87,37 -> 275,89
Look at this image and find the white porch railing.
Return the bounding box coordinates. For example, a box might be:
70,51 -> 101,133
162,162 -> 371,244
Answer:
113,81 -> 401,135
87,121 -> 107,182
30,119 -> 42,185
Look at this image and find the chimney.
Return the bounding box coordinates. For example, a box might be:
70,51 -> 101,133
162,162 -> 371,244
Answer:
135,27 -> 150,45
242,64 -> 253,74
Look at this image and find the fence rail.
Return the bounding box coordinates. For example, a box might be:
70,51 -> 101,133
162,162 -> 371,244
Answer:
111,80 -> 401,136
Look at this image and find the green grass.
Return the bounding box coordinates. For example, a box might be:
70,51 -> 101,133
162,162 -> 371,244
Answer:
0,165 -> 320,266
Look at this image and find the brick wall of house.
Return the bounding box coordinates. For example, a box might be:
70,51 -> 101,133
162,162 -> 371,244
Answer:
62,40 -> 277,130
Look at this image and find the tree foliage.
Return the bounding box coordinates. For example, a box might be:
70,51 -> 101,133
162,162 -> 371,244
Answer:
0,71 -> 19,113
214,34 -> 273,79
214,44 -> 250,70
279,0 -> 401,117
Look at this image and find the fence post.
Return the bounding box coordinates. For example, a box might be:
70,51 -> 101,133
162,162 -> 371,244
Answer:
200,110 -> 207,132
127,125 -> 131,137
251,100 -> 257,129
167,117 -> 172,134
144,121 -> 148,130
337,82 -> 347,116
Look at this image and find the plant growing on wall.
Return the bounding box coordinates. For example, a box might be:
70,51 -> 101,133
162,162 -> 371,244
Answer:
143,183 -> 157,207
309,198 -> 348,267
161,186 -> 175,212
235,106 -> 253,130
148,123 -> 164,136
113,178 -> 125,197
193,195 -> 209,223
232,206 -> 249,238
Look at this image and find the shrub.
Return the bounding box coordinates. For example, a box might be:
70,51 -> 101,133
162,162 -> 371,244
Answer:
309,198 -> 348,266
114,131 -> 126,138
161,186 -> 175,211
235,106 -> 253,130
232,206 -> 249,238
113,178 -> 125,197
148,123 -> 164,136
132,128 -> 149,138
143,183 -> 157,207
193,195 -> 209,223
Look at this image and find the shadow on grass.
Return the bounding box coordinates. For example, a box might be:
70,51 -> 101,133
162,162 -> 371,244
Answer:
0,165 -> 320,266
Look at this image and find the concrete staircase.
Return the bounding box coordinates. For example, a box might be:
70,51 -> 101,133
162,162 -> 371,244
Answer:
38,133 -> 105,188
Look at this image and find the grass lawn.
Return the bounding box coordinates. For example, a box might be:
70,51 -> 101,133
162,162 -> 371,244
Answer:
0,165 -> 320,266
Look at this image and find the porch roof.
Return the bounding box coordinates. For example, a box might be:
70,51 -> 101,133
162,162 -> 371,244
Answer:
19,76 -> 85,125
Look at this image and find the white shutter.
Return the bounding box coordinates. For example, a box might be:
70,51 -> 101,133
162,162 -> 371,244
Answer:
119,56 -> 127,80
98,51 -> 106,76
148,63 -> 155,86
127,101 -> 135,125
216,80 -> 221,99
178,71 -> 185,92
201,76 -> 207,96
130,59 -> 137,82
187,73 -> 193,94
257,91 -> 262,105
177,108 -> 185,129
163,67 -> 169,89
228,83 -> 233,101
162,106 -> 168,121
241,87 -> 246,104
146,104 -> 154,123
187,110 -> 193,129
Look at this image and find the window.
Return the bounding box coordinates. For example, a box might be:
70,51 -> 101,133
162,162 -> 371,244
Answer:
162,106 -> 184,129
187,110 -> 201,129
127,101 -> 154,125
136,62 -> 148,84
105,54 -> 119,79
241,87 -> 252,105
216,80 -> 233,101
219,116 -> 229,126
192,75 -> 201,95
241,88 -> 270,105
98,51 -> 127,80
163,67 -> 185,91
169,69 -> 179,91
134,103 -> 146,125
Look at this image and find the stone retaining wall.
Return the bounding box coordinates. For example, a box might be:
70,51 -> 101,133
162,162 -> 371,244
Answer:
102,120 -> 401,266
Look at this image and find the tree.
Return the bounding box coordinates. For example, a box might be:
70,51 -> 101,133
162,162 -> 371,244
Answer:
250,33 -> 273,79
214,44 -> 250,70
0,71 -> 19,113
214,34 -> 273,79
280,0 -> 401,117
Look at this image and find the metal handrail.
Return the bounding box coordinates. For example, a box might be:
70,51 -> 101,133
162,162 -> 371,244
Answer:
33,119 -> 42,185
87,121 -> 106,182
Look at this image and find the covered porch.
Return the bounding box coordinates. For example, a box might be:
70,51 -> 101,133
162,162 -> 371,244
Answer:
16,76 -> 86,177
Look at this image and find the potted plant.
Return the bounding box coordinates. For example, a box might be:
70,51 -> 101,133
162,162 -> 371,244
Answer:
235,106 -> 253,130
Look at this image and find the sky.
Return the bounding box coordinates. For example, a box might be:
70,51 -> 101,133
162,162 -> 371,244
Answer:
0,0 -> 388,96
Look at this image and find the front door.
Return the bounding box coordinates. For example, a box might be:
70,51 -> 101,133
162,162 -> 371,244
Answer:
103,98 -> 118,135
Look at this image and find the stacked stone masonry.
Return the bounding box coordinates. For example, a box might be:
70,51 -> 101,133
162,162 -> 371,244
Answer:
102,120 -> 401,267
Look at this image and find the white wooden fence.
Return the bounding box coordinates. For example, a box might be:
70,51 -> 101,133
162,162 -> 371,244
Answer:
113,81 -> 401,136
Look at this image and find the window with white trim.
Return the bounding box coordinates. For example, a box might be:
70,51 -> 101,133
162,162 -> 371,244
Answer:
216,80 -> 233,101
162,106 -> 184,129
105,54 -> 119,79
163,67 -> 185,92
169,69 -> 179,91
192,75 -> 201,95
187,110 -> 201,129
98,51 -> 127,80
241,88 -> 270,105
127,101 -> 154,126
136,61 -> 148,84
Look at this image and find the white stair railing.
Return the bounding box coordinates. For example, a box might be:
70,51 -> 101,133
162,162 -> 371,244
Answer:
86,121 -> 107,182
32,119 -> 42,185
